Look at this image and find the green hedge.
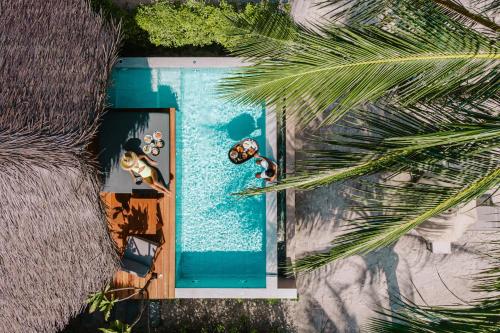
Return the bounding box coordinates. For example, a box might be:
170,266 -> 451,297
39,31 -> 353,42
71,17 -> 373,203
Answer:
135,0 -> 267,49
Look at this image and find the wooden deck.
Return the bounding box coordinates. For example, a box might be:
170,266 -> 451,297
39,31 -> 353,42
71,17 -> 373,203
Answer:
100,108 -> 176,299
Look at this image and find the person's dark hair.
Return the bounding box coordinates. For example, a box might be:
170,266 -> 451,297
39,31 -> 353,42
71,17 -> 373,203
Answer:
265,169 -> 275,178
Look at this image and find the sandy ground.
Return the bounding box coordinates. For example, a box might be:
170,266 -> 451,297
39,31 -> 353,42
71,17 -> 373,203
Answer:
289,185 -> 495,332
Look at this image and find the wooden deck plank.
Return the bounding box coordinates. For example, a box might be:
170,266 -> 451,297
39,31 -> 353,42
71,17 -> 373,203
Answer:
167,107 -> 176,299
102,192 -> 168,299
100,107 -> 176,300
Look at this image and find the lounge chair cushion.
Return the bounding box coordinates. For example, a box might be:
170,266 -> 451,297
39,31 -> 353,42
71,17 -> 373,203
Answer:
120,236 -> 158,277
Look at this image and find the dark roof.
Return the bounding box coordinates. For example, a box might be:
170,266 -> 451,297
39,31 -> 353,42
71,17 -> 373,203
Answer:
0,0 -> 121,332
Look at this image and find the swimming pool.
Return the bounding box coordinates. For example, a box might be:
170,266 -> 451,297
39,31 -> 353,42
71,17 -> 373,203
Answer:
108,67 -> 267,288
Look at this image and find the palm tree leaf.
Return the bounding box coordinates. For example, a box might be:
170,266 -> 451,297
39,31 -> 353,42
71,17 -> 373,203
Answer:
240,101 -> 499,195
385,123 -> 500,150
225,3 -> 300,60
222,13 -> 499,127
314,0 -> 392,25
292,167 -> 500,273
367,300 -> 500,332
317,0 -> 500,33
432,0 -> 500,33
239,150 -> 408,195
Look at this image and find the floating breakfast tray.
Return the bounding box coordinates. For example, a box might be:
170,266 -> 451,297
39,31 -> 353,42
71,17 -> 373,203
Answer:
228,138 -> 259,164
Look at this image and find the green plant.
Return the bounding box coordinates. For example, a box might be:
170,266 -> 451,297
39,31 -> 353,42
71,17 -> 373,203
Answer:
221,0 -> 500,330
319,0 -> 499,32
215,323 -> 226,333
99,320 -> 132,333
86,284 -> 148,333
288,102 -> 499,272
134,0 -> 279,50
87,285 -> 117,321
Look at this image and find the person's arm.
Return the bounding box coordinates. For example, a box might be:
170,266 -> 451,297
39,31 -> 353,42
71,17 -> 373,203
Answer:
128,170 -> 137,182
140,154 -> 158,166
269,173 -> 277,182
263,156 -> 275,166
269,161 -> 278,182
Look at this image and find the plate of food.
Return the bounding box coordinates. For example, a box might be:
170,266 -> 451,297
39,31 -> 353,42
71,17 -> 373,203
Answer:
142,144 -> 152,154
155,139 -> 165,148
228,138 -> 259,164
153,131 -> 162,141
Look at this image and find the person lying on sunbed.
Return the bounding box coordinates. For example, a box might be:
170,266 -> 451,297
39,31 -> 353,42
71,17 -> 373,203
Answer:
120,151 -> 168,193
254,153 -> 277,182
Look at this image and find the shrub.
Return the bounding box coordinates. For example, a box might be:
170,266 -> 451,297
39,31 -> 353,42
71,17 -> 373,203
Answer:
135,0 -> 271,49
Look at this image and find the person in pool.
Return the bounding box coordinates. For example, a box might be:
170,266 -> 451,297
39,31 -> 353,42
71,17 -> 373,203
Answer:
120,151 -> 168,193
254,153 -> 277,182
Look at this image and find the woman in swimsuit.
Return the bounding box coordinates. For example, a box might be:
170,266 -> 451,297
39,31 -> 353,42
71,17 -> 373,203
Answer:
120,151 -> 168,193
254,153 -> 277,182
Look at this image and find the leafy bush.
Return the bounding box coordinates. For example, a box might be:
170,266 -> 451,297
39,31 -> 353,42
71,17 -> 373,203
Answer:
135,0 -> 272,49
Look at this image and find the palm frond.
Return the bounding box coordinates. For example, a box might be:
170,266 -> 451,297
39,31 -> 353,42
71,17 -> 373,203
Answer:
432,0 -> 500,33
366,234 -> 500,332
385,123 -> 500,150
292,167 -> 500,273
367,297 -> 500,332
317,0 -> 500,33
315,0 -> 392,25
244,101 -> 500,272
222,9 -> 499,127
240,101 -> 499,195
225,3 -> 300,60
239,150 -> 408,195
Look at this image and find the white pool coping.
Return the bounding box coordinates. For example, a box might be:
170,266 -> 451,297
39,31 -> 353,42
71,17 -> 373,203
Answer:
115,57 -> 253,68
117,58 -> 297,299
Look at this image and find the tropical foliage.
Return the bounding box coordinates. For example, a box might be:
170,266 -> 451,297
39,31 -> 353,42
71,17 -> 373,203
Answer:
221,2 -> 499,126
87,285 -> 118,321
99,320 -> 132,333
280,103 -> 499,272
86,284 -> 147,332
366,237 -> 500,332
222,0 -> 499,272
222,0 -> 499,330
135,0 -> 279,49
135,0 -> 236,48
318,0 -> 500,33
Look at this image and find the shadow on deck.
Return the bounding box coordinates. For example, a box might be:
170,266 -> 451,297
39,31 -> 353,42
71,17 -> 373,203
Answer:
101,192 -> 175,299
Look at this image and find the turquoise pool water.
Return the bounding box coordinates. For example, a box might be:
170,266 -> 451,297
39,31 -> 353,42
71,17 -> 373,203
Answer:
109,67 -> 267,288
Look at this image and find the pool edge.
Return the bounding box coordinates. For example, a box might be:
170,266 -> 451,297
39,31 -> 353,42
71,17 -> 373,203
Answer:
115,57 -> 253,68
116,57 -> 297,299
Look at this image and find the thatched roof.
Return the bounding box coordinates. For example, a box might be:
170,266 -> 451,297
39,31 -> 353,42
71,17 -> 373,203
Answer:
0,1 -> 121,332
